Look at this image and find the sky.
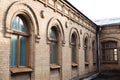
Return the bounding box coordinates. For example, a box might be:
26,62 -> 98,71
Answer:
67,0 -> 120,21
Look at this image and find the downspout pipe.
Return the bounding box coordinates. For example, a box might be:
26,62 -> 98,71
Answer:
96,26 -> 101,74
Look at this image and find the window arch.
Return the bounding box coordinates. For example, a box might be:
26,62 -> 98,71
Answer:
11,15 -> 29,67
47,17 -> 65,45
102,41 -> 118,62
69,28 -> 80,48
5,2 -> 40,39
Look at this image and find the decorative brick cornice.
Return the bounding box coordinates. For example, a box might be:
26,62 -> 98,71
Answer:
35,0 -> 96,33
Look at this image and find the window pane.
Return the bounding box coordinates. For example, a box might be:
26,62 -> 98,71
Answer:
92,41 -> 96,63
20,36 -> 27,66
102,41 -> 117,62
72,46 -> 75,63
114,49 -> 117,54
71,34 -> 75,43
19,18 -> 26,32
51,42 -> 57,64
12,16 -> 27,32
12,17 -> 19,30
11,35 -> 17,67
104,50 -> 109,61
114,55 -> 117,61
109,49 -> 114,61
50,28 -> 57,39
71,34 -> 76,63
84,38 -> 88,62
103,41 -> 117,48
84,48 -> 87,61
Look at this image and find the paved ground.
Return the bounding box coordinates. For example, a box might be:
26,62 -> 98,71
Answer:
93,72 -> 120,80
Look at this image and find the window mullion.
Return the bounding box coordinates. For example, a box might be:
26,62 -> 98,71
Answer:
17,17 -> 20,67
26,39 -> 29,67
113,49 -> 114,61
18,17 -> 20,31
17,35 -> 20,67
56,42 -> 58,64
50,43 -> 52,64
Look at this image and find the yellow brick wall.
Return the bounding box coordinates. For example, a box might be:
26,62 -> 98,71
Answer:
0,0 -> 97,80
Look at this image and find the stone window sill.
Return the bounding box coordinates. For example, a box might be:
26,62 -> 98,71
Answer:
93,62 -> 96,65
72,63 -> 78,67
50,64 -> 61,69
10,67 -> 32,74
85,62 -> 89,66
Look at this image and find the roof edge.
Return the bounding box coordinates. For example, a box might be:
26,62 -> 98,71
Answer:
64,0 -> 97,27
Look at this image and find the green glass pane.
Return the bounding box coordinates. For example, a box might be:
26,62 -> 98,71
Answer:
12,16 -> 27,32
84,48 -> 87,61
72,46 -> 75,63
12,17 -> 19,30
20,36 -> 27,66
71,34 -> 75,43
11,35 -> 17,67
51,42 -> 57,64
19,18 -> 26,32
50,28 -> 57,39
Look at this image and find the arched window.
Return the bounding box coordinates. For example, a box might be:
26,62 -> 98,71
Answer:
92,41 -> 96,64
102,41 -> 118,62
71,33 -> 76,63
50,27 -> 58,64
84,37 -> 88,64
11,15 -> 29,67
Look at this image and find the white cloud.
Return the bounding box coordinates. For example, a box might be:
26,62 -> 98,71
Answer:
67,0 -> 120,21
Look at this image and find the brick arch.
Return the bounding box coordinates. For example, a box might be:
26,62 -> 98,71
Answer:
100,37 -> 120,47
4,1 -> 40,39
47,17 -> 65,45
69,27 -> 80,48
101,37 -> 120,42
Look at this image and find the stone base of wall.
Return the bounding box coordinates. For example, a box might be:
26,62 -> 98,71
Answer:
11,72 -> 31,80
50,69 -> 61,80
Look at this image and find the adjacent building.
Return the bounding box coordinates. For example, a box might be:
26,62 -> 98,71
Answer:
97,19 -> 120,72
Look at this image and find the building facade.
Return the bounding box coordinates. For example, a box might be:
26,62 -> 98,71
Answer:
2,0 -> 120,80
100,24 -> 120,72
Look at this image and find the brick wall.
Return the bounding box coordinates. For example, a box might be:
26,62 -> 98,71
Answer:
0,0 -> 97,80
